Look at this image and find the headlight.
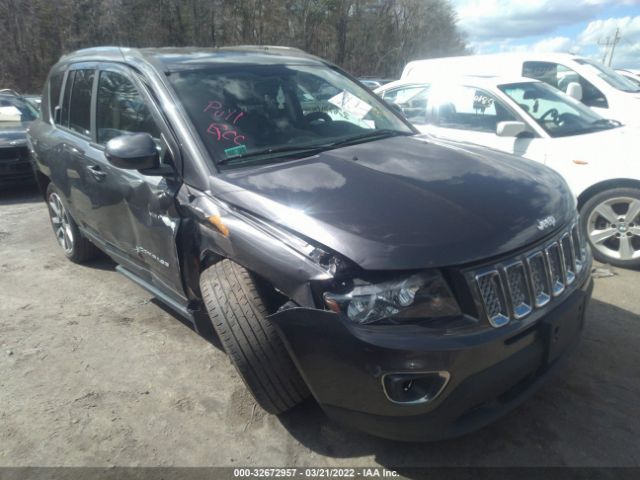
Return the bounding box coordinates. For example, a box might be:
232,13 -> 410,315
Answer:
323,271 -> 461,324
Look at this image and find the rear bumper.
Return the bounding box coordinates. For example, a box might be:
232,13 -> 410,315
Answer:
271,274 -> 593,441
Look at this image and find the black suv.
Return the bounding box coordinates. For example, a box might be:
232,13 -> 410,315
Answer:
0,90 -> 39,187
28,46 -> 593,441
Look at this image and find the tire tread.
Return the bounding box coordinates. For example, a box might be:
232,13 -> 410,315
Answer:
199,260 -> 309,414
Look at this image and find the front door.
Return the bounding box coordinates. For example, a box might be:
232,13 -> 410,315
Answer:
93,65 -> 185,298
423,85 -> 548,162
61,65 -> 184,300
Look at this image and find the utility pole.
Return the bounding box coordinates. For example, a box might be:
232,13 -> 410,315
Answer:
598,28 -> 621,66
608,27 -> 621,66
599,36 -> 610,63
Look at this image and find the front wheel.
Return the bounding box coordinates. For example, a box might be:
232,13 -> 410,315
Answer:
199,260 -> 309,414
580,187 -> 640,268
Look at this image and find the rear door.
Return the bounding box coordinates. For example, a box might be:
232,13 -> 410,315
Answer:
52,64 -> 99,225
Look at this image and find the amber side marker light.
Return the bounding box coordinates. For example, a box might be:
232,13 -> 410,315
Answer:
208,215 -> 230,237
572,160 -> 589,165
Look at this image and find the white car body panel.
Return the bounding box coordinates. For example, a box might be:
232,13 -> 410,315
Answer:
401,54 -> 640,127
376,77 -> 640,200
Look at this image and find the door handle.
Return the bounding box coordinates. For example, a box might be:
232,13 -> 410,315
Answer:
87,164 -> 107,182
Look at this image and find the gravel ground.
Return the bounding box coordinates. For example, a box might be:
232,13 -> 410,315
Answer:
1,186 -> 639,468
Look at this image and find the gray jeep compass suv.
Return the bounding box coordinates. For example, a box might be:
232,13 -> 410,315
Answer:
28,46 -> 593,441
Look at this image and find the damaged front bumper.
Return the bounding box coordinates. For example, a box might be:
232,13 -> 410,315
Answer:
269,274 -> 593,441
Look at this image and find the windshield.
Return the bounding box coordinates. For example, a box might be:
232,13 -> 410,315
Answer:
0,96 -> 39,122
575,59 -> 640,93
619,71 -> 640,88
168,64 -> 412,168
499,82 -> 619,138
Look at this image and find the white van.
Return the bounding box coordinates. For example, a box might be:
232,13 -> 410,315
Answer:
402,53 -> 640,126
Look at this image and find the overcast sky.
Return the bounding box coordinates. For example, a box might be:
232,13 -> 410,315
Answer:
451,0 -> 640,69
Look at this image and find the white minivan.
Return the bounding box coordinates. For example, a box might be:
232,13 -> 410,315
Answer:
402,53 -> 640,126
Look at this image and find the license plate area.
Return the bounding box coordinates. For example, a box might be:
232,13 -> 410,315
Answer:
541,292 -> 586,364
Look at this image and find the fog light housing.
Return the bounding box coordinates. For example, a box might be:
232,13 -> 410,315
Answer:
382,371 -> 450,405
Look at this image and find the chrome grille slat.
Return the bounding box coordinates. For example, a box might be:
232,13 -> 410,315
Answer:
475,270 -> 510,327
473,221 -> 588,327
525,251 -> 551,308
560,233 -> 576,285
545,242 -> 566,296
504,261 -> 532,319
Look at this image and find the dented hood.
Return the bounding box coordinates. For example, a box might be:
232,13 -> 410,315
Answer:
210,136 -> 575,270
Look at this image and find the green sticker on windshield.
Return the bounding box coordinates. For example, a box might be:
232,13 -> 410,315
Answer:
224,144 -> 247,158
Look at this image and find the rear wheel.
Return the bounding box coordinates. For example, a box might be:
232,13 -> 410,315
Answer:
580,187 -> 640,268
46,184 -> 99,263
199,259 -> 309,414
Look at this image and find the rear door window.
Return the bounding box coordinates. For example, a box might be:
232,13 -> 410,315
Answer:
48,71 -> 64,121
58,70 -> 75,127
67,69 -> 95,136
59,69 -> 95,135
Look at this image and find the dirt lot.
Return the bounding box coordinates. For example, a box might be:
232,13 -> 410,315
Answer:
1,186 -> 639,468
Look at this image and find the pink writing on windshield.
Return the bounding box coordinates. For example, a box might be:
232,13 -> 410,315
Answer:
203,101 -> 245,124
207,123 -> 246,146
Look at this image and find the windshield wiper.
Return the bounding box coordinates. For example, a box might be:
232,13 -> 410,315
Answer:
217,143 -> 333,165
216,129 -> 413,166
327,129 -> 413,148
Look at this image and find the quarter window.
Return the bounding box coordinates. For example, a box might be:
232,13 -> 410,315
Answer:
96,70 -> 160,145
48,71 -> 64,122
67,69 -> 95,136
58,70 -> 74,127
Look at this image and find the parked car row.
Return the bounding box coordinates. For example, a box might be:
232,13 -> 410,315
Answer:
377,53 -> 640,269
23,46 -> 595,442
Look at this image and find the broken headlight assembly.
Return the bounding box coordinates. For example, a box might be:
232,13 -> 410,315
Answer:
323,271 -> 461,325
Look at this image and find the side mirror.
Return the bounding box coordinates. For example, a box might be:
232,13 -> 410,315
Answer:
105,133 -> 159,171
496,121 -> 527,137
566,82 -> 583,101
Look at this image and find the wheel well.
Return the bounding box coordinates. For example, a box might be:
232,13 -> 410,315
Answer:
197,253 -> 287,313
577,179 -> 640,210
34,170 -> 50,200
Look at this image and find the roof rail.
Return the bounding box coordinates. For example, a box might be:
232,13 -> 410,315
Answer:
0,88 -> 20,96
224,45 -> 307,53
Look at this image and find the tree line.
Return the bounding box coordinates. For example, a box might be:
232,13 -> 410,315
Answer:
0,0 -> 468,93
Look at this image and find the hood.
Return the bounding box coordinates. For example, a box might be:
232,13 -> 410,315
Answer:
0,121 -> 29,146
549,125 -> 640,159
210,136 -> 575,270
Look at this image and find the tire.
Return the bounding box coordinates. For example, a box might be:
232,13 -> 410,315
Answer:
199,260 -> 309,414
46,183 -> 99,263
580,187 -> 640,269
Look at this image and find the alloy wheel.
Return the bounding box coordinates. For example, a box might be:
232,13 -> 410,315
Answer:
48,192 -> 74,254
587,196 -> 640,261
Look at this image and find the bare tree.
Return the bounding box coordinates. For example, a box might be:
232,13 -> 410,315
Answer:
0,0 -> 467,93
